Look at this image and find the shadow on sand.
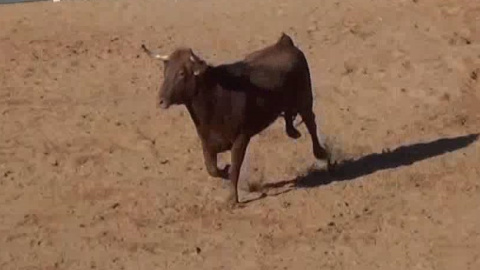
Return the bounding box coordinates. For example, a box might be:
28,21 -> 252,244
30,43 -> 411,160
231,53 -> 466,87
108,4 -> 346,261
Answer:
262,133 -> 479,190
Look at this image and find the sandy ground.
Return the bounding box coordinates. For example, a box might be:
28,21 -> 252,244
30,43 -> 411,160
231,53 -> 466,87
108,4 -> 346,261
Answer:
1,0 -> 480,269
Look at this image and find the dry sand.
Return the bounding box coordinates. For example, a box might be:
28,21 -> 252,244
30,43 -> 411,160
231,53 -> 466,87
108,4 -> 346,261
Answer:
1,0 -> 479,269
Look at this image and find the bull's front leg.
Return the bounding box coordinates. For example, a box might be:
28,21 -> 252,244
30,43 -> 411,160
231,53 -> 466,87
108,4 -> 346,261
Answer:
228,134 -> 250,204
201,141 -> 229,179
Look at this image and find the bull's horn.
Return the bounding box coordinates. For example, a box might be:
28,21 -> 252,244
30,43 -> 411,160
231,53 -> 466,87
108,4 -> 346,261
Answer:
141,44 -> 169,61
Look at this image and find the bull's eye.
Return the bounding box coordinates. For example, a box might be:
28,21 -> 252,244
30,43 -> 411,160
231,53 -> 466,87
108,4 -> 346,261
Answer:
178,70 -> 185,78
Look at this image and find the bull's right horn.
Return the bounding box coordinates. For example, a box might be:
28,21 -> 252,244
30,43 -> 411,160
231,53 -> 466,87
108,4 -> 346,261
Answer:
141,44 -> 169,61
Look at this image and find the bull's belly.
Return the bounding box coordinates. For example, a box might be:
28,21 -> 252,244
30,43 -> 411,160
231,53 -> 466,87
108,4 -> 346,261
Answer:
204,130 -> 233,153
200,95 -> 284,153
245,104 -> 283,136
205,114 -> 280,152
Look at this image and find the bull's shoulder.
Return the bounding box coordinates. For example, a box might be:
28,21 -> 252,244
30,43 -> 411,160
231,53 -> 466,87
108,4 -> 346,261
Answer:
208,62 -> 250,91
220,61 -> 248,77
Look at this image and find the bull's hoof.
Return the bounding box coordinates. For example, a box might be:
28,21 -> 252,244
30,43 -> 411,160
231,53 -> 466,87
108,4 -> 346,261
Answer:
327,159 -> 338,174
219,164 -> 231,180
225,192 -> 242,208
228,201 -> 246,209
207,165 -> 230,180
314,146 -> 329,160
286,127 -> 301,139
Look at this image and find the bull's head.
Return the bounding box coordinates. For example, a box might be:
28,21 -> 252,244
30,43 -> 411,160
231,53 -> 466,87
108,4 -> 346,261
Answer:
141,44 -> 208,109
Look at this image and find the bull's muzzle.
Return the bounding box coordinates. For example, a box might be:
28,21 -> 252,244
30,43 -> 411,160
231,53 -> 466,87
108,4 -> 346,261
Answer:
157,97 -> 171,109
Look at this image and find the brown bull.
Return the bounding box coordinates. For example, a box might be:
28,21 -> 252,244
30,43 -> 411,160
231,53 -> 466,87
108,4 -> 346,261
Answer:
142,33 -> 332,204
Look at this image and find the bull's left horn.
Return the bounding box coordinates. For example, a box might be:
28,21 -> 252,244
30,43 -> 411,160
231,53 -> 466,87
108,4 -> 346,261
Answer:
141,44 -> 169,61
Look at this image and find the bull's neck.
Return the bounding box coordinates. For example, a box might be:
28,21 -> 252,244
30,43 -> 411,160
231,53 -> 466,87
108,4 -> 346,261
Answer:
184,69 -> 216,130
185,102 -> 202,129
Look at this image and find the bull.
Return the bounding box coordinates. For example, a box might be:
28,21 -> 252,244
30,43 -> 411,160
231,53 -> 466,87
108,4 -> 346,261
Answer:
142,33 -> 332,204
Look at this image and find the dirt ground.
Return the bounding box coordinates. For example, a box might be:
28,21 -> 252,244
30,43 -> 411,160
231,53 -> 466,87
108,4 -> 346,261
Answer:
1,0 -> 479,269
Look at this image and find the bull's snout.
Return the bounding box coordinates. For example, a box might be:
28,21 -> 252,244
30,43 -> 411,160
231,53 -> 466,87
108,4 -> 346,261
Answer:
157,90 -> 171,109
158,98 -> 170,109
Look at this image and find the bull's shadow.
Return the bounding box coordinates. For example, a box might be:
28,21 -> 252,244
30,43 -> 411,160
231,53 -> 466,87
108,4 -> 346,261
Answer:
263,133 -> 479,190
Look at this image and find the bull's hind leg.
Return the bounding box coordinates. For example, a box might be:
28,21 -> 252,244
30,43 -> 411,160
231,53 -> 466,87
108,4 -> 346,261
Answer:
299,109 -> 329,160
284,110 -> 301,139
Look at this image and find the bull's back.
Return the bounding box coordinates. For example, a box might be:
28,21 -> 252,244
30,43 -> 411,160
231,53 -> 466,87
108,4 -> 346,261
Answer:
243,33 -> 310,92
244,35 -> 300,72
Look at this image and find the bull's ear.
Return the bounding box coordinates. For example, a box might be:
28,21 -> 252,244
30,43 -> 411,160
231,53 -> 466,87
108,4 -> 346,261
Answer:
190,53 -> 207,76
193,63 -> 207,76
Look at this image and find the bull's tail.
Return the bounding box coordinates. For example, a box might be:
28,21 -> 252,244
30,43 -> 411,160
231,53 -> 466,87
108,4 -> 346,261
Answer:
278,32 -> 294,47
